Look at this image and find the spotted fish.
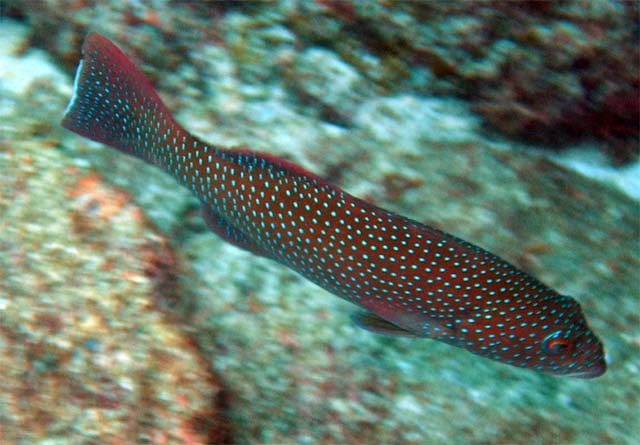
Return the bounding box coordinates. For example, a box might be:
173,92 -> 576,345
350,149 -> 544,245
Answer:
61,33 -> 606,378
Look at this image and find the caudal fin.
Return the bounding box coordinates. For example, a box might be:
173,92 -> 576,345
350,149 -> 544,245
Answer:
61,33 -> 180,165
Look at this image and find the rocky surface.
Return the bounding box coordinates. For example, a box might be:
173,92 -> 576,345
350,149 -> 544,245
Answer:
7,0 -> 639,161
1,3 -> 639,445
0,140 -> 231,444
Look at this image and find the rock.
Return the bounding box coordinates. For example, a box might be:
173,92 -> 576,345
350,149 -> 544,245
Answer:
0,141 -> 230,445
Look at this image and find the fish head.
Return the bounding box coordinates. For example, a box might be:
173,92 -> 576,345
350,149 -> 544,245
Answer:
533,294 -> 606,378
503,293 -> 607,378
453,291 -> 607,378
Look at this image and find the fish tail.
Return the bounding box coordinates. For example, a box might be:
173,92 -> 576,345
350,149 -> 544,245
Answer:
61,33 -> 183,166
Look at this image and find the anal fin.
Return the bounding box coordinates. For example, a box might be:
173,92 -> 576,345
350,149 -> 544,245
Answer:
201,205 -> 271,259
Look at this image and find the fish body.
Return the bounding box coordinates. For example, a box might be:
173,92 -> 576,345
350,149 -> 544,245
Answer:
61,33 -> 606,378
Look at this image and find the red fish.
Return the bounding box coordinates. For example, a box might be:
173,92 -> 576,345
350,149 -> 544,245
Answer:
61,33 -> 606,378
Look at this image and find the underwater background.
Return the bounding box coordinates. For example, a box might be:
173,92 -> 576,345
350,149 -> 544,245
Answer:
0,1 -> 638,444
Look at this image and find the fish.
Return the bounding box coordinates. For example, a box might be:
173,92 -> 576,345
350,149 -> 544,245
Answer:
61,32 -> 606,378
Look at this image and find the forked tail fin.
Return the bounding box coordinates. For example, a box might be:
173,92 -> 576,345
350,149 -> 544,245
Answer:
61,33 -> 182,166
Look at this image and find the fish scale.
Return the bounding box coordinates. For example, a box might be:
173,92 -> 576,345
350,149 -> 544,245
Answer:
61,33 -> 606,378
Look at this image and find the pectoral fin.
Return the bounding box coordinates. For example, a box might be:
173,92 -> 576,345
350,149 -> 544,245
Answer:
351,311 -> 419,338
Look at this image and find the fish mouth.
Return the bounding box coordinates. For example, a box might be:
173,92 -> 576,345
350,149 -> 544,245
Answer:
566,363 -> 607,379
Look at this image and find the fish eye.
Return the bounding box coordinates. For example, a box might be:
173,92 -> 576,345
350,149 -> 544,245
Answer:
542,331 -> 572,355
